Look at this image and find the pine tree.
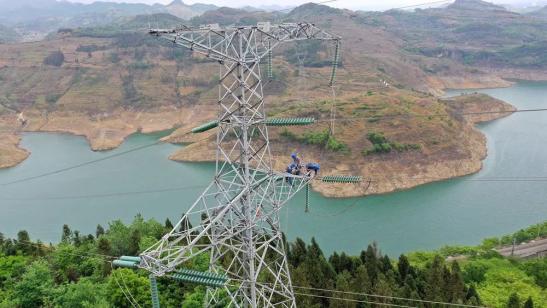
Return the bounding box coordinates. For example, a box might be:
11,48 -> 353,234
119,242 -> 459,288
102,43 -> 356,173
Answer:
73,230 -> 81,247
448,261 -> 465,302
523,296 -> 533,308
352,265 -> 372,295
425,255 -> 445,301
165,218 -> 174,230
127,229 -> 141,255
97,237 -> 112,277
288,238 -> 307,268
506,293 -> 520,308
362,244 -> 379,285
96,224 -> 105,238
465,284 -> 481,305
329,271 -> 356,308
398,254 -> 411,283
62,224 -> 72,243
16,230 -> 32,255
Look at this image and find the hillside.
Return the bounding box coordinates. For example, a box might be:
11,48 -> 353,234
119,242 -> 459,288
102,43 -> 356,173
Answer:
1,2 -> 545,196
357,0 -> 547,72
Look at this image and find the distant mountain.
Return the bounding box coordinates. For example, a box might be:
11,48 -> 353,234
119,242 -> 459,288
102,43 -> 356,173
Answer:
527,5 -> 547,18
446,0 -> 508,12
190,7 -> 274,26
0,0 -> 216,40
165,0 -> 217,20
0,23 -> 19,43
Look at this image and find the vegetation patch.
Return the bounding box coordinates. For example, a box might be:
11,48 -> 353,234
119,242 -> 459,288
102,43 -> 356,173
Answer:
280,128 -> 349,153
362,132 -> 420,156
0,217 -> 545,307
43,51 -> 65,67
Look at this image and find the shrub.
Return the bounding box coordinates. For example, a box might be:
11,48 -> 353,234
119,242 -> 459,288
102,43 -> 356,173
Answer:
43,50 -> 64,67
280,129 -> 349,153
109,52 -> 120,64
363,131 -> 420,156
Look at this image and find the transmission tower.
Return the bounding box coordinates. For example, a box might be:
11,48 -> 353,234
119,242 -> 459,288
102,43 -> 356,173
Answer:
117,22 -> 340,307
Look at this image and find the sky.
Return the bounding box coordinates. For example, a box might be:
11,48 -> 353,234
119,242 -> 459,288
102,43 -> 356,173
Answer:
65,0 -> 547,11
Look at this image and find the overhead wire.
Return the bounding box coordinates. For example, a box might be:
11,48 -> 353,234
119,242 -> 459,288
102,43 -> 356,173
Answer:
226,279 -> 487,308
0,131 -> 218,187
293,292 -> 417,307
315,107 -> 547,123
0,184 -> 208,201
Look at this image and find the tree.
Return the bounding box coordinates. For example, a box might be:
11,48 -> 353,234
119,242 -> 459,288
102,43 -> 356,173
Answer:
106,269 -> 151,308
97,237 -> 112,277
361,244 -> 379,285
128,229 -> 141,256
507,293 -> 521,308
73,231 -> 81,247
448,261 -> 466,302
96,225 -> 105,238
425,255 -> 445,301
165,218 -> 174,230
16,230 -> 32,255
352,265 -> 372,295
62,224 -> 72,243
465,284 -> 481,305
12,260 -> 54,307
43,50 -> 65,67
329,271 -> 356,308
523,297 -> 533,308
398,254 -> 411,283
54,279 -> 108,308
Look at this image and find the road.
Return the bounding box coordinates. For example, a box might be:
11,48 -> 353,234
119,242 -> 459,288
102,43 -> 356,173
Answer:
496,238 -> 547,259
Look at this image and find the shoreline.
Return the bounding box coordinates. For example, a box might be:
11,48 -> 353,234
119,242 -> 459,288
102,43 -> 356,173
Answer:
0,85 -> 521,198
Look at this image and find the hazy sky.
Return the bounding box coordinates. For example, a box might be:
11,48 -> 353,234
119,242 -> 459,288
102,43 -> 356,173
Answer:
66,0 -> 547,11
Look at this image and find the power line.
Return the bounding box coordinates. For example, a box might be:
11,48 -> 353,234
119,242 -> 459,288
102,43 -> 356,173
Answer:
0,131 -> 199,187
0,141 -> 160,187
315,107 -> 547,123
393,0 -> 453,10
230,278 -> 486,308
293,284 -> 485,307
0,184 -> 207,201
293,292 -> 417,307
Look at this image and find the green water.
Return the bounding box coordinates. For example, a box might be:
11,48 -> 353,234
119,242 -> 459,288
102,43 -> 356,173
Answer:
1,82 -> 547,256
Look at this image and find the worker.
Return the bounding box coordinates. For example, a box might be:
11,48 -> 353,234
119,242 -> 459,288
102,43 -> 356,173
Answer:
291,152 -> 301,168
286,162 -> 297,185
306,162 -> 320,176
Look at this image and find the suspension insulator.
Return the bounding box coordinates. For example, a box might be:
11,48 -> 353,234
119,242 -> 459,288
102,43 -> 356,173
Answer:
322,175 -> 361,183
329,40 -> 340,86
305,183 -> 310,213
267,41 -> 273,79
191,120 -> 219,133
150,275 -> 160,308
112,260 -> 139,268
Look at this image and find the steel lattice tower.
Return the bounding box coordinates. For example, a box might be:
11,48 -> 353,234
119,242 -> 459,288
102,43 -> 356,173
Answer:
140,22 -> 339,307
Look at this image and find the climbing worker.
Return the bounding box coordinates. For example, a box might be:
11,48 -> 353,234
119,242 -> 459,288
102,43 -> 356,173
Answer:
306,162 -> 320,177
291,152 -> 301,168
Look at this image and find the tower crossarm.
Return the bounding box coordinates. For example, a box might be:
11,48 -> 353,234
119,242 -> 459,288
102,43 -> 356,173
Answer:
149,22 -> 339,65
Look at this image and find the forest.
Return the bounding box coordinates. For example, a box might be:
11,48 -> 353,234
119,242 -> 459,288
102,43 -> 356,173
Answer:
0,216 -> 545,307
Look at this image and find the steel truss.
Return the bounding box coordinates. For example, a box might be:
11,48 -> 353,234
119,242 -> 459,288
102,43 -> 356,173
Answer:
141,22 -> 340,307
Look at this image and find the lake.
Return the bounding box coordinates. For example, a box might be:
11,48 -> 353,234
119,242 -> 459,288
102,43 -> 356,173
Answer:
1,81 -> 547,256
